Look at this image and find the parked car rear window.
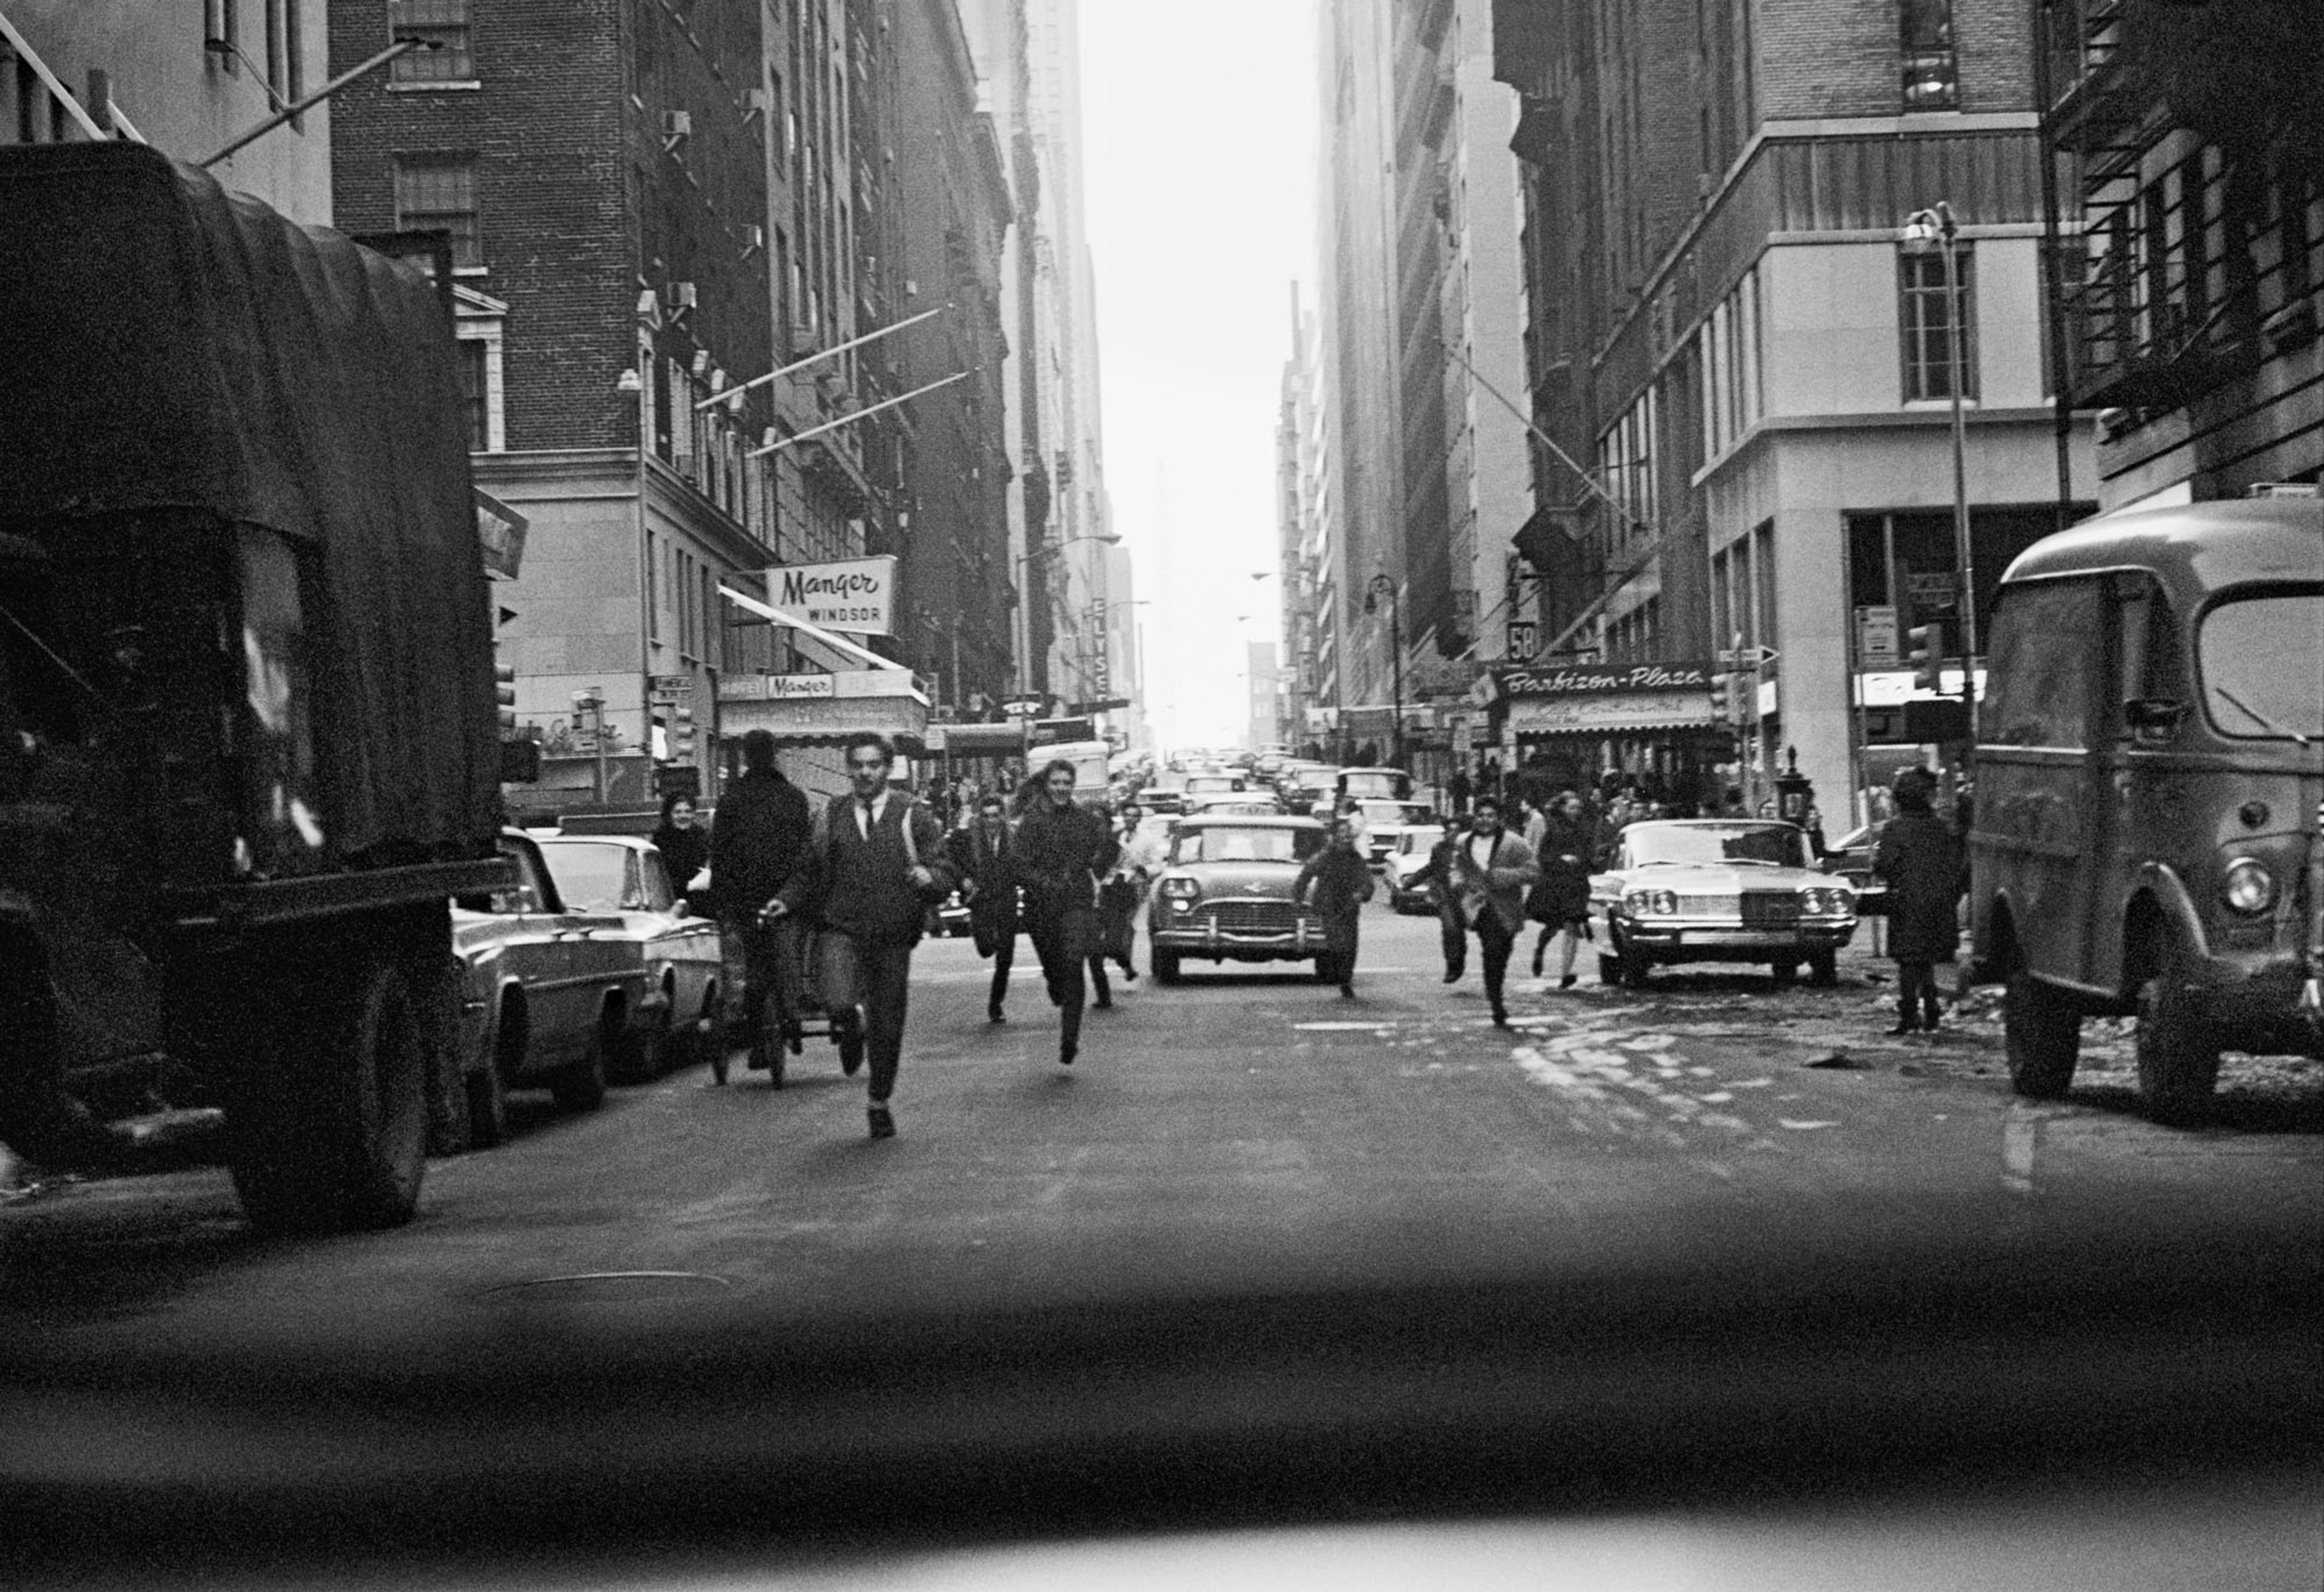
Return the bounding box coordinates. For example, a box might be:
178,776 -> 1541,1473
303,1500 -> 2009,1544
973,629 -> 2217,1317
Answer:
539,841 -> 639,912
2198,590 -> 2323,740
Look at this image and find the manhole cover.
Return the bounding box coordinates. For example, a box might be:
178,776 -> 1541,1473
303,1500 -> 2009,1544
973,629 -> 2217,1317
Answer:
479,1270 -> 734,1304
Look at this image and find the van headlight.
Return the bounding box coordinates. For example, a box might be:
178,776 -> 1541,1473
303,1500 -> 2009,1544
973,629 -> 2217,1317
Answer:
2221,857 -> 2274,916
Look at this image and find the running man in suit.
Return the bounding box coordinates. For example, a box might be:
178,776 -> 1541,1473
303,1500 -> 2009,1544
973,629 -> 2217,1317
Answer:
770,733 -> 956,1139
1448,794 -> 1541,1027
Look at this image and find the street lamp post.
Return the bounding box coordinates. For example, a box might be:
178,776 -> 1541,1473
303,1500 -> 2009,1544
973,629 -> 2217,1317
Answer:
1902,201 -> 1980,744
1364,573 -> 1404,769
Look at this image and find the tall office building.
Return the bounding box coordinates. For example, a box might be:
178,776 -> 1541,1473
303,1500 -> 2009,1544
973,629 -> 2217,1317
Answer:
959,0 -> 1126,732
1493,0 -> 2098,819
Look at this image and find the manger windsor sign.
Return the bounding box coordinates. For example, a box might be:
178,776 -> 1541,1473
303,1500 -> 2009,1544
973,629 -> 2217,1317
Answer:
760,555 -> 897,634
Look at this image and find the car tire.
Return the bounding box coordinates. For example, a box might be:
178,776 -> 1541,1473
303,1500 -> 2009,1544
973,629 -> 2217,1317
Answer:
1806,949 -> 1839,987
1598,952 -> 1623,986
614,1015 -> 665,1083
1770,959 -> 1799,987
2135,931 -> 2221,1127
2004,970 -> 2080,1099
550,1022 -> 610,1113
228,962 -> 428,1235
465,1040 -> 509,1150
1152,947 -> 1183,985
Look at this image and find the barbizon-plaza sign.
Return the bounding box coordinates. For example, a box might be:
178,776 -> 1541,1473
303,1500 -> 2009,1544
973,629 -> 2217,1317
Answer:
761,556 -> 896,634
1486,659 -> 1720,735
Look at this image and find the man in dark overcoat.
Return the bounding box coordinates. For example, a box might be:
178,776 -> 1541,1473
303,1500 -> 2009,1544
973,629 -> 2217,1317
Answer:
1295,816 -> 1377,997
709,729 -> 814,1059
1014,758 -> 1120,1067
1873,766 -> 1965,1034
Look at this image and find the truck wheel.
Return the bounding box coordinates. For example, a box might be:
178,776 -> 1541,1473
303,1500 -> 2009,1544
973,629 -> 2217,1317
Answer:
2135,932 -> 2220,1126
2003,971 -> 2079,1099
551,1023 -> 610,1113
228,964 -> 428,1234
1806,949 -> 1839,987
1152,947 -> 1183,985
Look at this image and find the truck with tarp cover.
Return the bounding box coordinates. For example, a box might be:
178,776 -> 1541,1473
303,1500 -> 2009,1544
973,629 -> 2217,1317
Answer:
0,142 -> 511,1231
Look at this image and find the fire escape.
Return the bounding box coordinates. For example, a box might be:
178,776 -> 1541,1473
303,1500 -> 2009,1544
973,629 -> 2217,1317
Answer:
2044,0 -> 2322,419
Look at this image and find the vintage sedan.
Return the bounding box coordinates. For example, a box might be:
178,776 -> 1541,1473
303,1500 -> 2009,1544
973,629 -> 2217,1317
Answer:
1354,799 -> 1435,867
450,829 -> 652,1146
533,835 -> 727,1081
1591,819 -> 1857,987
1146,815 -> 1330,983
1385,824 -> 1448,913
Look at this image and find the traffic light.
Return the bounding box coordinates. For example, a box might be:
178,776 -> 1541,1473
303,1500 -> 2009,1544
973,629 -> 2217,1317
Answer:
669,702 -> 695,762
494,661 -> 517,734
1907,623 -> 1942,692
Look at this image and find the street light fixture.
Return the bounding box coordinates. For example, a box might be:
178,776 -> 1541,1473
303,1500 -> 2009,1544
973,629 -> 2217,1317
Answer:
1901,200 -> 1980,744
1362,572 -> 1405,769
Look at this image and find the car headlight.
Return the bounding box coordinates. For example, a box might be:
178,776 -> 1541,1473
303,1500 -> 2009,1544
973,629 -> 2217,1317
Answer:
1802,887 -> 1851,915
1624,889 -> 1678,915
1160,876 -> 1199,898
2222,857 -> 2274,916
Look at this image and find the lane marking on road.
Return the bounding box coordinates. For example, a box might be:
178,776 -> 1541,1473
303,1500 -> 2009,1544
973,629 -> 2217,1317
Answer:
1779,1119 -> 1841,1131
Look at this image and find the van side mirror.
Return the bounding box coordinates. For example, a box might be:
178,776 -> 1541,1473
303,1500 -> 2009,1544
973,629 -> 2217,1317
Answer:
2122,698 -> 2188,737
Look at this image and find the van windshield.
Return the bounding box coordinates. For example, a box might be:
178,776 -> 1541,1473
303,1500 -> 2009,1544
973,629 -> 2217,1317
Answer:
2199,591 -> 2323,741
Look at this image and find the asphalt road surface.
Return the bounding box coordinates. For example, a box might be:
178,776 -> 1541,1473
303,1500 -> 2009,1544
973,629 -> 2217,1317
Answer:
6,905 -> 2317,1335
4,906 -> 2320,1587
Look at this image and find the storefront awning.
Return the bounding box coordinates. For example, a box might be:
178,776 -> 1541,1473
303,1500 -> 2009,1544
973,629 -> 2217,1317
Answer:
928,722 -> 1029,755
717,670 -> 930,755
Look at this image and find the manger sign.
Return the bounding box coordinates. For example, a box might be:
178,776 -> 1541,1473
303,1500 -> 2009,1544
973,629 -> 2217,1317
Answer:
766,555 -> 897,634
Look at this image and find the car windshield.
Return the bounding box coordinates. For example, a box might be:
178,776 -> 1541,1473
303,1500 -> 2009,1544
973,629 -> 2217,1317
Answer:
1172,826 -> 1322,864
2199,590 -> 2323,741
536,841 -> 641,911
1398,827 -> 1444,855
1624,821 -> 1811,869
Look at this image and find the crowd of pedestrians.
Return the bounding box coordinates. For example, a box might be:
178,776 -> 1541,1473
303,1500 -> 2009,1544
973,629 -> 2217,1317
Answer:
698,743 -> 1967,1139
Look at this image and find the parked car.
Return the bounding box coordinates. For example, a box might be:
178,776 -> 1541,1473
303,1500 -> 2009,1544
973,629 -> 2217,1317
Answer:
1354,799 -> 1435,867
1146,815 -> 1330,983
1969,495 -> 2323,1123
450,830 -> 652,1146
533,835 -> 727,1081
1820,820 -> 1889,915
1385,825 -> 1448,914
1591,819 -> 1858,987
1185,791 -> 1283,818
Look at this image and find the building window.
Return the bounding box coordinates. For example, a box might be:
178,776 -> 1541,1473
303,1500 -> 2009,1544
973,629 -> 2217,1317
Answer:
456,337 -> 487,450
1900,246 -> 1977,401
1900,0 -> 1957,111
392,154 -> 480,267
389,0 -> 474,82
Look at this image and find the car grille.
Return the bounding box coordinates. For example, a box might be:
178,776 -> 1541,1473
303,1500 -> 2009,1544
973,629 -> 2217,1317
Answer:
1202,900 -> 1302,934
1739,891 -> 1804,927
1670,893 -> 1732,916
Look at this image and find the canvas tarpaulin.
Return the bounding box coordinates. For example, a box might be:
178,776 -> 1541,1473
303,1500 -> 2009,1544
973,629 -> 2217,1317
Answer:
0,142 -> 499,866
